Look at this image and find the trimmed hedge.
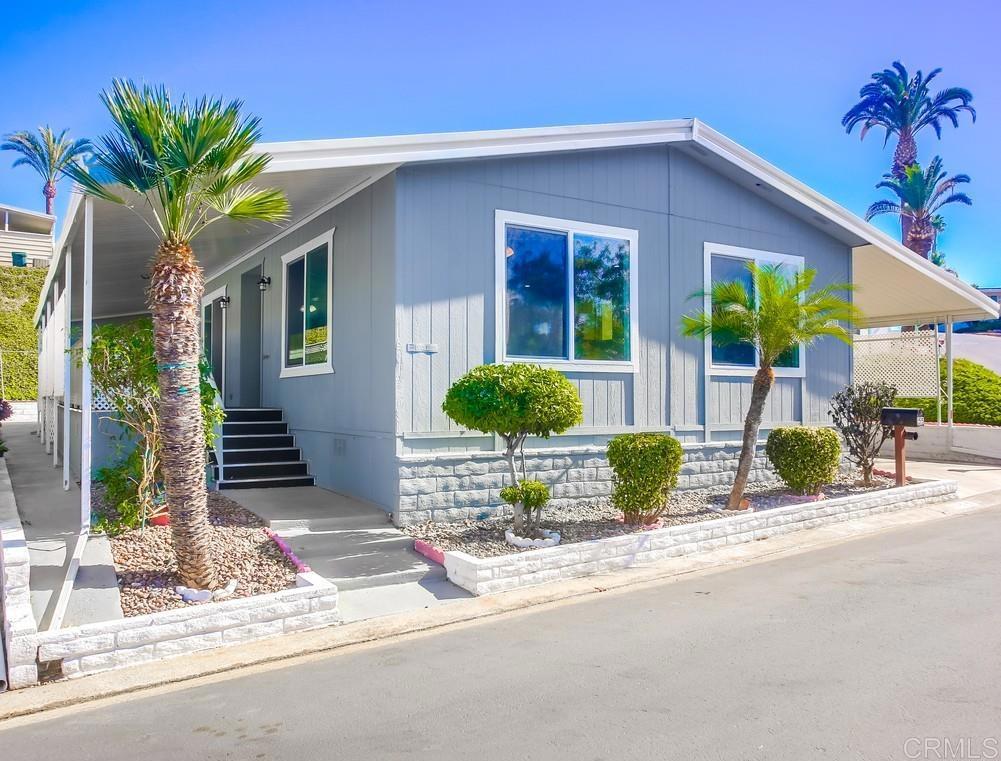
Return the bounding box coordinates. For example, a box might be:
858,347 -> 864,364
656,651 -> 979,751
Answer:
896,358 -> 1001,426
765,427 -> 841,495
0,267 -> 46,400
606,433 -> 683,525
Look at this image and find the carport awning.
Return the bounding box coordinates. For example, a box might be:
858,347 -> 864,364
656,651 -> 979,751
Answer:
852,244 -> 997,328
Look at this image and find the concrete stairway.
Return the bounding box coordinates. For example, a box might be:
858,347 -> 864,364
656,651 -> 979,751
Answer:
227,486 -> 470,621
217,408 -> 316,489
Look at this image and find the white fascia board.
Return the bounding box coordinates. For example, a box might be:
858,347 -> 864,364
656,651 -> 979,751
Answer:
691,120 -> 999,320
34,190 -> 83,326
256,119 -> 695,173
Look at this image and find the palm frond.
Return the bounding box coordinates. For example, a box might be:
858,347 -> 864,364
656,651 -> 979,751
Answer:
73,79 -> 290,245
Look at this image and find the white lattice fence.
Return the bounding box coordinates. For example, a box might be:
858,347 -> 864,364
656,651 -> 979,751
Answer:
853,329 -> 940,397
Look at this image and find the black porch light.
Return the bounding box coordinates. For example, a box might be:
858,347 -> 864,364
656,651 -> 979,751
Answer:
257,275 -> 272,292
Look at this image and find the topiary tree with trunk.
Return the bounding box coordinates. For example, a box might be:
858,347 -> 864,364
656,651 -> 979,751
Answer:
442,364 -> 582,536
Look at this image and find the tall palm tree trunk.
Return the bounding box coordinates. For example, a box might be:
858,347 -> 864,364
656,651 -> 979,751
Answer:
904,220 -> 935,259
43,181 -> 56,215
149,241 -> 217,589
726,366 -> 774,510
892,129 -> 917,178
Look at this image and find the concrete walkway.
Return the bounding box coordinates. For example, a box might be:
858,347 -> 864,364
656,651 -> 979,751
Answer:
2,422 -> 121,630
877,456 -> 1001,498
227,486 -> 469,622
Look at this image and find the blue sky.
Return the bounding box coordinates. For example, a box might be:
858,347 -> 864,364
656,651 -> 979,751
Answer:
2,0 -> 998,284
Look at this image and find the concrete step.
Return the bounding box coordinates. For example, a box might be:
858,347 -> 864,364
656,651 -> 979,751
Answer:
273,527 -> 445,592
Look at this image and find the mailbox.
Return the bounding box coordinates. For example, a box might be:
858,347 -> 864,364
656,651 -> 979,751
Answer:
880,407 -> 924,428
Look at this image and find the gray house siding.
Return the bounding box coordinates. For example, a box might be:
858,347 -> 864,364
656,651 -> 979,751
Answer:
205,174 -> 398,509
394,145 -> 851,455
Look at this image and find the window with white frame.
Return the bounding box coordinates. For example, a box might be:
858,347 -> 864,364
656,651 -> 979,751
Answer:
704,243 -> 805,376
496,211 -> 638,371
281,231 -> 333,378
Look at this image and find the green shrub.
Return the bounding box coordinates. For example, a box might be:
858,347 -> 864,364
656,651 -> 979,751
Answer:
829,381 -> 897,485
765,427 -> 842,495
606,433 -> 683,525
896,358 -> 1001,426
83,318 -> 223,533
443,363 -> 582,535
0,267 -> 47,400
500,480 -> 550,510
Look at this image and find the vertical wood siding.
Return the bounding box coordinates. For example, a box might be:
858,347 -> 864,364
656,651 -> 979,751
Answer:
396,145 -> 851,450
205,175 -> 398,508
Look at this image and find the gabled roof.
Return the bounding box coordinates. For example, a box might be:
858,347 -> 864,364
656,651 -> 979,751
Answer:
37,119 -> 999,327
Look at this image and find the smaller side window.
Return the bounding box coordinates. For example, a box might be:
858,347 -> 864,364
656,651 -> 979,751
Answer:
281,232 -> 334,378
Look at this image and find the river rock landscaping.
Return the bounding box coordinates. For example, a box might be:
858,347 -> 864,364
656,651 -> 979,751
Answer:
94,487 -> 298,617
403,473 -> 894,559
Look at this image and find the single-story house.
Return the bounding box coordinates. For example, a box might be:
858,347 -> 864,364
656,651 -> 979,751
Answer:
33,119 -> 1000,525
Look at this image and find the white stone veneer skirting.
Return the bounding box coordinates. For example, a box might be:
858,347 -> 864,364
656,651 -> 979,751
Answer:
396,442 -> 778,525
0,458 -> 39,689
34,572 -> 340,681
441,479 -> 958,596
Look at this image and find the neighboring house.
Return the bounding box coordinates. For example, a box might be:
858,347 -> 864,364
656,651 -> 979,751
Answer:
33,120 -> 1000,525
0,202 -> 54,268
975,286 -> 1001,306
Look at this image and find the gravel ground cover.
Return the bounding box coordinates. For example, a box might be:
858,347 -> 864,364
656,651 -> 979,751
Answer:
404,474 -> 894,559
94,487 -> 298,617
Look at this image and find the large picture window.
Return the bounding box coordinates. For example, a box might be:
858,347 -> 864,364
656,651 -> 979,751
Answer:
703,242 -> 805,377
281,231 -> 333,378
497,211 -> 638,371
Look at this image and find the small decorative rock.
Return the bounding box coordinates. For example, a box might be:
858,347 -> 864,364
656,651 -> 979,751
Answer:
504,528 -> 561,549
174,586 -> 212,603
212,579 -> 239,601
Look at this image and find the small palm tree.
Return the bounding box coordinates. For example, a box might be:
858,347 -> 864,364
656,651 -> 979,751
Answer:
865,157 -> 972,259
1,127 -> 91,214
64,80 -> 290,589
843,61 -> 975,178
681,264 -> 859,510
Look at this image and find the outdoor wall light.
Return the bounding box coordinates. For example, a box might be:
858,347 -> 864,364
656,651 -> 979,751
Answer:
257,275 -> 271,292
219,296 -> 231,310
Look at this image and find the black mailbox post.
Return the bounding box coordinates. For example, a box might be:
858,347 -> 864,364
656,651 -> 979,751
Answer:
881,407 -> 924,486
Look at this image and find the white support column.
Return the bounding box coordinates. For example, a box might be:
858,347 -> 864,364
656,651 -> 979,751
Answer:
945,315 -> 954,447
62,250 -> 72,490
81,198 -> 94,530
43,303 -> 52,452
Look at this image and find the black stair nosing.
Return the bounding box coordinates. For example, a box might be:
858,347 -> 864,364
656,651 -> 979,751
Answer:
217,475 -> 316,490
215,461 -> 310,474
214,462 -> 310,480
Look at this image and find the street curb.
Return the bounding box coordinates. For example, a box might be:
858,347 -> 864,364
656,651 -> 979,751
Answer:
2,490 -> 998,724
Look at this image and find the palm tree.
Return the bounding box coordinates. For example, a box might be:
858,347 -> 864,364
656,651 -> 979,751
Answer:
865,157 -> 972,259
1,127 -> 91,214
843,62 -> 975,179
681,264 -> 859,510
64,80 -> 290,589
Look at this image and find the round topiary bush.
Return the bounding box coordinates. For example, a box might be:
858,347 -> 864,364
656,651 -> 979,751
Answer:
606,433 -> 683,525
765,427 -> 842,495
443,363 -> 582,535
